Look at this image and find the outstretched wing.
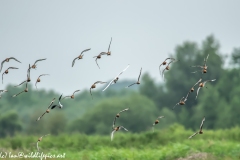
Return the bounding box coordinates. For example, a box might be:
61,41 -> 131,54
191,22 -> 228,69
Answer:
108,37 -> 112,52
112,117 -> 117,129
193,78 -> 202,88
39,74 -> 49,78
94,81 -> 106,85
12,90 -> 25,97
184,91 -> 191,102
0,60 -> 7,72
111,130 -> 116,141
47,98 -> 56,109
203,79 -> 216,86
102,79 -> 115,91
172,102 -> 180,110
80,48 -> 91,55
95,58 -> 100,69
58,94 -> 63,108
195,87 -> 201,100
203,54 -> 209,66
138,68 -> 142,81
118,108 -> 129,114
36,112 -> 46,121
14,80 -> 27,87
62,96 -> 71,99
200,117 -> 205,131
158,116 -> 164,119
9,57 -> 21,63
34,58 -> 47,65
8,67 -> 19,70
188,132 -> 198,139
126,83 -> 136,88
90,88 -> 93,99
2,73 -> 4,84
118,64 -> 130,77
119,126 -> 128,131
36,141 -> 40,151
73,90 -> 80,95
72,57 -> 78,67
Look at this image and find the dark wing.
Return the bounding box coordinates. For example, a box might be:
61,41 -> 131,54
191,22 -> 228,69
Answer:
12,90 -> 25,97
34,58 -> 47,65
72,57 -> 78,67
108,37 -> 112,52
100,52 -> 107,55
95,58 -> 100,69
14,80 -> 27,87
90,88 -> 93,99
80,48 -> 91,55
199,117 -> 205,131
38,74 -> 49,78
2,73 -> 4,84
0,59 -> 7,72
8,67 -> 19,70
188,132 -> 198,139
137,68 -> 142,81
36,112 -> 46,121
126,83 -> 136,88
27,64 -> 31,79
9,57 -> 21,63
59,94 -> 62,101
51,105 -> 57,109
73,90 -> 80,95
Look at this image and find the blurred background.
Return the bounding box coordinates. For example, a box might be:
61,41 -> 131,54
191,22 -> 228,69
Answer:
0,0 -> 240,137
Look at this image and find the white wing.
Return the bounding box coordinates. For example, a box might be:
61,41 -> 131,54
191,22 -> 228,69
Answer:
111,130 -> 116,141
195,87 -> 201,100
36,141 -> 39,151
102,79 -> 115,91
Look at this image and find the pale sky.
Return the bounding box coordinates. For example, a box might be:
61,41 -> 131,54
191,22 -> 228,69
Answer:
0,0 -> 240,94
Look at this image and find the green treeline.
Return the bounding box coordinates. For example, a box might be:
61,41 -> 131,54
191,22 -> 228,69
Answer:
0,35 -> 240,137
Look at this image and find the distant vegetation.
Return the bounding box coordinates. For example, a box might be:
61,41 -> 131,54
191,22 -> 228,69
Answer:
0,35 -> 240,138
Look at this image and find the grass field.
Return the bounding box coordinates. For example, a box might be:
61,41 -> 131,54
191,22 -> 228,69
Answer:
0,124 -> 240,160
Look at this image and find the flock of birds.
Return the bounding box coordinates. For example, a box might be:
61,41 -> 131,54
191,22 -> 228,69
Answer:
0,37 -> 216,151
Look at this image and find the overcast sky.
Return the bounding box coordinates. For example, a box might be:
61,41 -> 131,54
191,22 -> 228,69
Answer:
0,0 -> 240,94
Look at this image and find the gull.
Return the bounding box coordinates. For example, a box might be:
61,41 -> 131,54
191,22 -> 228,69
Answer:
191,54 -> 209,74
93,52 -> 107,69
36,134 -> 50,151
90,81 -> 107,99
172,91 -> 190,110
72,48 -> 91,67
152,116 -> 164,132
106,37 -> 112,56
36,98 -> 57,121
162,60 -> 179,81
159,58 -> 175,75
111,126 -> 128,141
112,108 -> 129,129
35,74 -> 49,89
196,79 -> 216,100
188,117 -> 205,139
62,90 -> 80,99
12,82 -> 28,97
0,90 -> 8,99
103,64 -> 130,91
31,58 -> 47,69
2,67 -> 18,84
14,64 -> 31,87
0,57 -> 21,72
126,67 -> 142,88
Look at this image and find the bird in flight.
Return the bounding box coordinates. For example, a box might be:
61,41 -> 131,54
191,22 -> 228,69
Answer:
30,58 -> 47,69
106,37 -> 112,56
112,108 -> 129,130
35,74 -> 49,89
188,117 -> 205,139
159,58 -> 175,75
152,116 -> 164,132
62,90 -> 80,99
93,52 -> 107,69
191,54 -> 209,74
172,91 -> 190,110
36,98 -> 57,121
190,78 -> 202,92
0,57 -> 21,72
14,64 -> 31,87
90,81 -> 107,99
126,67 -> 142,88
72,48 -> 91,67
195,79 -> 216,100
103,64 -> 130,91
2,67 -> 18,84
161,60 -> 179,81
36,134 -> 50,151
12,82 -> 29,97
111,126 -> 128,141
